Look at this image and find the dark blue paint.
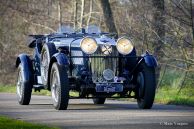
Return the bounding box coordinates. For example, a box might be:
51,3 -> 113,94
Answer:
51,52 -> 69,66
16,54 -> 33,82
33,43 -> 41,75
142,52 -> 158,67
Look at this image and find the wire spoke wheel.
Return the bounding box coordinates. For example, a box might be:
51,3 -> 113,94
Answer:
50,62 -> 69,110
41,51 -> 49,82
16,70 -> 23,100
16,64 -> 32,105
41,43 -> 57,87
51,71 -> 59,103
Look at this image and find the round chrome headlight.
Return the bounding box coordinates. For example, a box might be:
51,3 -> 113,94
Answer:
116,37 -> 134,55
80,37 -> 98,54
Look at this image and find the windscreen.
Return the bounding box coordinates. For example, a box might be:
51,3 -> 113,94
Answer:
85,25 -> 101,34
57,25 -> 103,34
57,25 -> 75,33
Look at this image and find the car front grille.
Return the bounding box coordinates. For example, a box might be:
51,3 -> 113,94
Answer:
90,46 -> 118,82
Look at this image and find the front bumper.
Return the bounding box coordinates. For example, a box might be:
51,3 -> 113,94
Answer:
95,83 -> 123,93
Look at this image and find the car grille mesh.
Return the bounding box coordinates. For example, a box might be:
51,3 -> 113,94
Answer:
90,46 -> 118,82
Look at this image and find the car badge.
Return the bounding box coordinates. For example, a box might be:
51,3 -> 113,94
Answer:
101,44 -> 112,55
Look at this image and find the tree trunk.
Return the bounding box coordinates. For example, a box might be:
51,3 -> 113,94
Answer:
47,0 -> 51,15
73,0 -> 78,29
99,0 -> 117,33
87,0 -> 93,26
80,0 -> 85,28
58,0 -> 62,32
152,0 -> 165,58
152,0 -> 165,86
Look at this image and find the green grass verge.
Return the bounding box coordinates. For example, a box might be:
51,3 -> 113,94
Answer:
155,86 -> 194,106
0,85 -> 16,93
0,85 -> 79,96
0,116 -> 59,129
0,85 -> 51,96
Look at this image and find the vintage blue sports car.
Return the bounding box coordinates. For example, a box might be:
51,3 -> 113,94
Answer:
16,25 -> 157,110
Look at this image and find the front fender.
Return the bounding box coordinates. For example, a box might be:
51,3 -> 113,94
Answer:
47,52 -> 69,90
50,53 -> 69,66
142,52 -> 158,67
16,53 -> 33,81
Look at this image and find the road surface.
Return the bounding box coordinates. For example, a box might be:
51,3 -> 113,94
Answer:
0,93 -> 194,129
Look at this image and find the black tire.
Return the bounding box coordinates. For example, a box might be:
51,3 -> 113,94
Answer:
137,63 -> 156,109
16,64 -> 32,105
93,98 -> 106,104
41,43 -> 57,86
50,62 -> 69,110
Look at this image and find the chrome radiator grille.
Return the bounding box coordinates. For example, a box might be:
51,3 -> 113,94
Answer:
90,46 -> 118,82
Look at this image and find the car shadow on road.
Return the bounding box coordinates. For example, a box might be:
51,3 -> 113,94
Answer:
29,103 -> 138,110
29,102 -> 194,111
68,103 -> 137,110
30,104 -> 52,105
67,103 -> 193,111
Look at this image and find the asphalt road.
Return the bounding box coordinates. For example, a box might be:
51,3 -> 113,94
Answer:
0,93 -> 194,129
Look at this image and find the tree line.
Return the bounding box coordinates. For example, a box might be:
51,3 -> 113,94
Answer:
0,0 -> 193,91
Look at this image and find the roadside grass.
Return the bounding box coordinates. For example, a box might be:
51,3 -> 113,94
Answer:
155,86 -> 194,106
0,116 -> 59,129
155,68 -> 194,106
0,85 -> 51,96
0,84 -> 79,96
0,85 -> 16,93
